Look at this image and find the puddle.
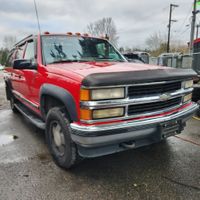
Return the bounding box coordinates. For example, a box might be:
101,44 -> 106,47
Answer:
0,135 -> 18,146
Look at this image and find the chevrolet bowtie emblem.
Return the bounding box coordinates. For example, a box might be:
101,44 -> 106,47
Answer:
159,93 -> 171,101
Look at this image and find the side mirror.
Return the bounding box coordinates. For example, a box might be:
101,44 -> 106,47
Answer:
12,59 -> 37,70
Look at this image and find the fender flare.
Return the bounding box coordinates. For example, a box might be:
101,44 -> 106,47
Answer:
4,79 -> 13,100
40,84 -> 78,121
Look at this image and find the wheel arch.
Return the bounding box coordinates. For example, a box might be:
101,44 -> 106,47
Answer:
4,79 -> 13,100
40,84 -> 78,122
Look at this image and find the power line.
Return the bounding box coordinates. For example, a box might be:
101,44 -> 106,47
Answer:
33,0 -> 41,34
118,5 -> 170,34
175,5 -> 192,34
179,27 -> 190,35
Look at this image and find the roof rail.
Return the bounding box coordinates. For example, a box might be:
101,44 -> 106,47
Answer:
14,34 -> 33,46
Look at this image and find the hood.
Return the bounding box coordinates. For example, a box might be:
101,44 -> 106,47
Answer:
47,62 -> 197,86
47,61 -> 164,77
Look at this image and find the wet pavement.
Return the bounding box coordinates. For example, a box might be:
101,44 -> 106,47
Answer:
0,71 -> 200,200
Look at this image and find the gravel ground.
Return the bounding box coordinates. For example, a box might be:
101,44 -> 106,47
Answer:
0,71 -> 200,200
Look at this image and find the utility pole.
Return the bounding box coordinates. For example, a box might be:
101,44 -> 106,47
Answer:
189,0 -> 197,53
167,4 -> 179,53
196,24 -> 200,38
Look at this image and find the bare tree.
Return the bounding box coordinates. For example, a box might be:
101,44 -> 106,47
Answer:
146,32 -> 188,56
86,17 -> 119,45
145,32 -> 166,51
3,36 -> 16,50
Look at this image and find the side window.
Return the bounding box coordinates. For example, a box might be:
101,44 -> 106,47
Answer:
5,49 -> 16,67
24,40 -> 35,62
16,43 -> 26,59
96,42 -> 120,60
96,43 -> 105,56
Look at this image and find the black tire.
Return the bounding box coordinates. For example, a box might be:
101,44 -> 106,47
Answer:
197,108 -> 200,117
10,95 -> 19,113
45,107 -> 81,169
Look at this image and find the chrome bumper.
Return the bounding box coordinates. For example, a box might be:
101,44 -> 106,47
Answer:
70,103 -> 199,148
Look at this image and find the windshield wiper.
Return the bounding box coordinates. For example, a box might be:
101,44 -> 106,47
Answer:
49,59 -> 90,64
93,58 -> 125,62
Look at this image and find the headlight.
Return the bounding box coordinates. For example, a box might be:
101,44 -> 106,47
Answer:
80,88 -> 125,101
183,93 -> 192,103
93,107 -> 124,119
80,107 -> 125,120
183,80 -> 193,89
91,88 -> 125,100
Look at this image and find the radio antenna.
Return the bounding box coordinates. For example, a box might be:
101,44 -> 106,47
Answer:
33,0 -> 41,34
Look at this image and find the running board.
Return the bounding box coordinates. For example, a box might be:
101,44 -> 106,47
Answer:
14,103 -> 45,130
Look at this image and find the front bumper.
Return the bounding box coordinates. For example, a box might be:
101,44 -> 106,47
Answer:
70,103 -> 199,157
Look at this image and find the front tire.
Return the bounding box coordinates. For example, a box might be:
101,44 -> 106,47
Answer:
45,107 -> 81,169
196,108 -> 200,117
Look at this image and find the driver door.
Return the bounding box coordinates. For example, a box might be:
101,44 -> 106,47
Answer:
19,39 -> 38,106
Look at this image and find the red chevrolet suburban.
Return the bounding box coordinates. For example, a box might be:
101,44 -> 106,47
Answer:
4,33 -> 199,168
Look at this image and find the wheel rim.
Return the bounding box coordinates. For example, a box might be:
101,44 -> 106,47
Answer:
51,121 -> 66,156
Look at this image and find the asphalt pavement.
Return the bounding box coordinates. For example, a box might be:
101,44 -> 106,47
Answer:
0,71 -> 200,200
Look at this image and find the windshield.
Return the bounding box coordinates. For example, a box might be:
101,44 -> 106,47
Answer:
42,35 -> 125,64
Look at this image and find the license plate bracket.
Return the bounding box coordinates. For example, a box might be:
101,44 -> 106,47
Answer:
161,120 -> 183,139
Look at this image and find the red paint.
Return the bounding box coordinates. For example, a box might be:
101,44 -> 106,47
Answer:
4,34 -> 191,124
193,38 -> 200,44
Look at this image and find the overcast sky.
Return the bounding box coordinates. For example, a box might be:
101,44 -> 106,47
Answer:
0,0 -> 199,49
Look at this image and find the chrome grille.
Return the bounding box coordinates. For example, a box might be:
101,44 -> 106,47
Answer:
128,81 -> 182,97
128,97 -> 182,116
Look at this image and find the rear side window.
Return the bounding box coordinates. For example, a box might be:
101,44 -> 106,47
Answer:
24,40 -> 35,62
5,49 -> 16,67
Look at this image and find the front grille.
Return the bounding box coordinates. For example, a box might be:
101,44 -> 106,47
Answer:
128,97 -> 182,116
128,81 -> 182,97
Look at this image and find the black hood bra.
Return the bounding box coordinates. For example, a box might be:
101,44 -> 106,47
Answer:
82,68 -> 197,87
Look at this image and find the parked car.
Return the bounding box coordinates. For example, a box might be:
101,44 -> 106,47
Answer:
4,33 -> 198,168
123,53 -> 145,63
123,52 -> 149,64
157,52 -> 182,67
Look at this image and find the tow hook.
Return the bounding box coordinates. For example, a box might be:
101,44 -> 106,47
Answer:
120,141 -> 136,149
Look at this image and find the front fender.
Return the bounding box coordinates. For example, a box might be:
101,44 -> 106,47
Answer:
40,84 -> 78,121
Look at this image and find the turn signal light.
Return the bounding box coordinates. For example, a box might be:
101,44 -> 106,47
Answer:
75,32 -> 81,36
67,32 -> 73,35
80,89 -> 90,101
83,33 -> 89,37
80,109 -> 92,120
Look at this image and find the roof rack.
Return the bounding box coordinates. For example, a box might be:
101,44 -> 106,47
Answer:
14,34 -> 33,46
